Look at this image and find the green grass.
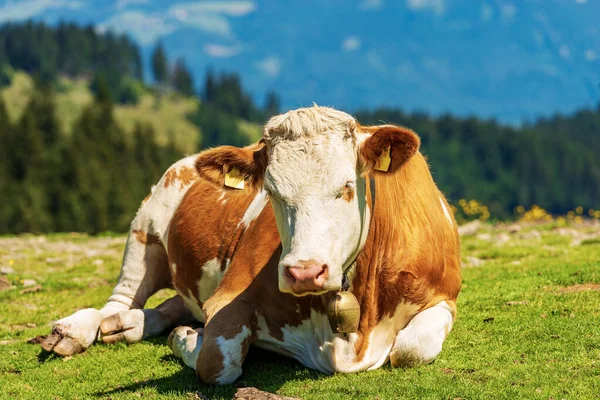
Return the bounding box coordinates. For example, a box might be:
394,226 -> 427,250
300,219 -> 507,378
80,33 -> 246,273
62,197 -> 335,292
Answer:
1,223 -> 599,399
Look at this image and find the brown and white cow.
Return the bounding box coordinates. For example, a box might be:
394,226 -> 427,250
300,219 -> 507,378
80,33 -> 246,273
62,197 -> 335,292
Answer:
42,106 -> 461,384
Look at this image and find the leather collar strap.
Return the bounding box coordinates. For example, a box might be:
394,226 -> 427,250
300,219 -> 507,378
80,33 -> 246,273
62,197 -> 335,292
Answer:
341,175 -> 376,291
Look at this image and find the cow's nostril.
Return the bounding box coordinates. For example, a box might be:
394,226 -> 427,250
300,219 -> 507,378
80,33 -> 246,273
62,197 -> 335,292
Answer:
316,265 -> 327,279
284,266 -> 296,282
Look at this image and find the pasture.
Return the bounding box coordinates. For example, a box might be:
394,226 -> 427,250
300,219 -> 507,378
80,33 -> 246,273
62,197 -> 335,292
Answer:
1,222 -> 599,399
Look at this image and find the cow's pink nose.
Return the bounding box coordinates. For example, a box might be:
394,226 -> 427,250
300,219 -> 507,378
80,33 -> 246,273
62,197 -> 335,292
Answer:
285,262 -> 328,293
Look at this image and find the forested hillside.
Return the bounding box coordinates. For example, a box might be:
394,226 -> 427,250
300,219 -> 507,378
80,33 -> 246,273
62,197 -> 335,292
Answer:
356,108 -> 600,217
0,21 -> 142,103
0,21 -> 270,234
0,21 -> 598,234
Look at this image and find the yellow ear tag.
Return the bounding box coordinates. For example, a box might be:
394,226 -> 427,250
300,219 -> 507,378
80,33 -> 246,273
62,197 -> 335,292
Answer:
224,167 -> 245,189
374,146 -> 391,172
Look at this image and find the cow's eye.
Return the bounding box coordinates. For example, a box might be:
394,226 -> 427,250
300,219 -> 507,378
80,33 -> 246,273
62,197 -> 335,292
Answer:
337,181 -> 355,200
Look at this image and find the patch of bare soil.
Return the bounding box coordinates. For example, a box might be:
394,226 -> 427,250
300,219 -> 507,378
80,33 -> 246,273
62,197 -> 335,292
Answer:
233,388 -> 300,400
557,283 -> 600,294
0,276 -> 11,291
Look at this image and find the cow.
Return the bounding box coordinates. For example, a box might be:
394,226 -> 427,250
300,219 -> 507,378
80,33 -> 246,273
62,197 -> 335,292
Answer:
41,106 -> 461,384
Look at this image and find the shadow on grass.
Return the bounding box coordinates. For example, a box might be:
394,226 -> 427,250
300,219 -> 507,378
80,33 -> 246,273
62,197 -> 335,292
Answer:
36,350 -> 58,363
95,344 -> 324,399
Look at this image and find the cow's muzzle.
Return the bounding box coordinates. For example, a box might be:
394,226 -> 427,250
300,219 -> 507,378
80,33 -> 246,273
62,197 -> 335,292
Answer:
283,260 -> 329,295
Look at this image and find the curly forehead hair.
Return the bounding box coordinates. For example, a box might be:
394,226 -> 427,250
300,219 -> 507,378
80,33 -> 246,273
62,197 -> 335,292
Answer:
263,105 -> 357,144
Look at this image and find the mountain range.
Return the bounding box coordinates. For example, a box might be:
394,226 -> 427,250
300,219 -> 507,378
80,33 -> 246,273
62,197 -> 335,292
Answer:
1,0 -> 599,123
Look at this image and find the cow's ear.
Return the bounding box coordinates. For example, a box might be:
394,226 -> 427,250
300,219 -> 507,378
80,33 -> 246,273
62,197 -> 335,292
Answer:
358,125 -> 420,174
195,142 -> 268,189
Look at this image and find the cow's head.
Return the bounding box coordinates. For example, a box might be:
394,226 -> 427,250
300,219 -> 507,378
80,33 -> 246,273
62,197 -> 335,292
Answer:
196,106 -> 420,296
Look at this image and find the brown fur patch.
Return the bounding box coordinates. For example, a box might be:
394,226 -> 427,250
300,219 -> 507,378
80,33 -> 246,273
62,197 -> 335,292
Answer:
164,166 -> 198,189
341,186 -> 354,202
350,154 -> 461,362
168,178 -> 257,309
359,125 -> 420,174
132,229 -> 160,245
557,283 -> 600,293
142,192 -> 151,205
194,142 -> 268,189
196,336 -> 226,383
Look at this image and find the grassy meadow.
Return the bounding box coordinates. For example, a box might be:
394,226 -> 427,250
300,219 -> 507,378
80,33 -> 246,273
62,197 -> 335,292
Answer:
0,222 -> 599,399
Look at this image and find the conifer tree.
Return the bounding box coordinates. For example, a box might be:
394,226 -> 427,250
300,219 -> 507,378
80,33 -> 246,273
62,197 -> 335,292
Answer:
203,68 -> 215,103
151,42 -> 168,87
264,91 -> 280,117
0,96 -> 13,232
172,58 -> 195,96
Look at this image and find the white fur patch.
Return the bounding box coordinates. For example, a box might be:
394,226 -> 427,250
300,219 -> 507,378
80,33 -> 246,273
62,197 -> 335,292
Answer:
253,301 -> 420,374
390,301 -> 454,367
170,326 -> 203,370
238,190 -> 268,229
217,191 -> 228,205
216,326 -> 252,384
198,258 -> 229,304
440,197 -> 453,226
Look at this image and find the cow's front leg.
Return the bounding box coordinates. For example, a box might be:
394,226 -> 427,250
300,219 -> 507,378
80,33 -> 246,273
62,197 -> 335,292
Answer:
390,300 -> 456,367
100,295 -> 193,344
40,302 -> 129,356
169,302 -> 256,384
42,226 -> 171,356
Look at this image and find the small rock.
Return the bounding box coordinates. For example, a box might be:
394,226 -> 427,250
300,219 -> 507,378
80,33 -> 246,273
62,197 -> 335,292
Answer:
458,220 -> 482,236
465,256 -> 485,267
19,285 -> 42,294
496,233 -> 511,244
0,339 -> 18,345
26,323 -> 36,328
0,267 -> 15,275
22,279 -> 37,287
92,259 -> 104,266
45,257 -> 63,265
476,233 -> 492,241
511,260 -> 522,265
506,223 -> 522,234
506,301 -> 529,306
553,228 -> 578,237
520,230 -> 541,240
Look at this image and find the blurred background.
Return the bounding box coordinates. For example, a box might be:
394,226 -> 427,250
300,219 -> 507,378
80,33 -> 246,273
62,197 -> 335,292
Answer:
0,0 -> 598,234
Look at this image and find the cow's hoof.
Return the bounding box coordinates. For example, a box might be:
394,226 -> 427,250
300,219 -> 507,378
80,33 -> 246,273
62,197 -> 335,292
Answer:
100,310 -> 144,344
41,333 -> 84,356
168,326 -> 203,361
41,308 -> 104,356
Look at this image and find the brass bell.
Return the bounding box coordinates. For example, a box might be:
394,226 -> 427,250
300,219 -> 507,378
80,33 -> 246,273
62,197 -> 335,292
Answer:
327,292 -> 360,334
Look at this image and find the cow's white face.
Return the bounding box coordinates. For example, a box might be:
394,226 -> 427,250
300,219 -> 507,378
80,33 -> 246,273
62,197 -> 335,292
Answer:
194,106 -> 420,297
262,108 -> 370,296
